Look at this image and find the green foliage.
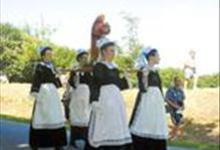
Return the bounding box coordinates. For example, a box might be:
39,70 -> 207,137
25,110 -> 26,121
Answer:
197,73 -> 220,88
120,12 -> 142,61
0,23 -> 27,81
115,54 -> 137,87
0,23 -> 75,82
52,46 -> 76,68
159,68 -> 219,88
115,54 -> 134,69
159,67 -> 184,88
1,23 -> 219,88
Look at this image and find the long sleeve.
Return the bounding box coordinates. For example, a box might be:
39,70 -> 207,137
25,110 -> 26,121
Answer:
53,66 -> 62,88
30,65 -> 42,93
68,71 -> 76,88
137,71 -> 146,93
90,64 -> 105,103
93,64 -> 105,84
54,77 -> 62,88
119,77 -> 129,90
159,84 -> 163,96
158,73 -> 164,96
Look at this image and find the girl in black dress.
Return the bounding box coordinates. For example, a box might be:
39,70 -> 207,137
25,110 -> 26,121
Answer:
86,38 -> 132,150
67,49 -> 93,149
29,46 -> 67,150
130,48 -> 168,150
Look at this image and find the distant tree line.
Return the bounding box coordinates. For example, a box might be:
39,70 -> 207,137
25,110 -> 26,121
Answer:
0,23 -> 219,88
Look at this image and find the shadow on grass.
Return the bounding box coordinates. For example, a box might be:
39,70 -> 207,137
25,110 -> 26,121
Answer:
183,118 -> 219,143
0,114 -> 30,123
170,118 -> 219,150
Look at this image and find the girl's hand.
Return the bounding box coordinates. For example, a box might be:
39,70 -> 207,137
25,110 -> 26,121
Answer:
29,92 -> 38,100
181,105 -> 185,110
29,92 -> 42,104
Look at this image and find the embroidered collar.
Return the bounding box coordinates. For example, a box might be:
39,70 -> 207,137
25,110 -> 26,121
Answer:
40,61 -> 56,74
100,61 -> 118,69
143,64 -> 158,72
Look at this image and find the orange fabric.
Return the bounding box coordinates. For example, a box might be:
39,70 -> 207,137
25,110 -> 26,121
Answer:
90,15 -> 110,62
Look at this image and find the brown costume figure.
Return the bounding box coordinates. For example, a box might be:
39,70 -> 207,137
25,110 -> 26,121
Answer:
90,14 -> 111,62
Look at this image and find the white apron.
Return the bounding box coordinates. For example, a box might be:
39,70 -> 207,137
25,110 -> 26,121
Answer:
88,84 -> 132,148
130,87 -> 168,140
69,84 -> 91,127
32,83 -> 65,129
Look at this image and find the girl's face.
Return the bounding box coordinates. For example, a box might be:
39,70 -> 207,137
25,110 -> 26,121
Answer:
103,45 -> 115,61
151,52 -> 160,64
43,50 -> 53,61
78,54 -> 88,65
174,78 -> 183,88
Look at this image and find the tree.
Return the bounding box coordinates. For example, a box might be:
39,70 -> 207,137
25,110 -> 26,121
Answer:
22,15 -> 57,42
159,68 -> 184,88
0,23 -> 25,81
120,12 -> 142,59
0,23 -> 75,82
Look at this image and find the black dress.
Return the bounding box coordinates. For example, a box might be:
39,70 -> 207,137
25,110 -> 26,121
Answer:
68,70 -> 93,147
29,62 -> 67,148
85,62 -> 132,150
130,69 -> 167,150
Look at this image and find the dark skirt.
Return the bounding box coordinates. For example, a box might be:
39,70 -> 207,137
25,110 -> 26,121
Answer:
29,126 -> 67,148
132,134 -> 167,150
70,126 -> 88,146
29,102 -> 67,148
85,142 -> 132,150
129,92 -> 142,126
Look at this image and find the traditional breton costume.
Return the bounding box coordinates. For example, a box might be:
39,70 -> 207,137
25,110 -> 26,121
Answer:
86,38 -> 132,150
130,48 -> 168,150
67,49 -> 93,148
29,47 -> 67,148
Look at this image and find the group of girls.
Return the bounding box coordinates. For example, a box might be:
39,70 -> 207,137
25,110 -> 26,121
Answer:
29,36 -> 168,150
29,13 -> 171,150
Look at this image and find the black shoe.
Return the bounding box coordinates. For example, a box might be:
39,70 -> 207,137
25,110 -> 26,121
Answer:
54,146 -> 65,150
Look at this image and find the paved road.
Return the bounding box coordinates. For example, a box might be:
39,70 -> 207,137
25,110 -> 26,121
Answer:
0,119 -> 196,150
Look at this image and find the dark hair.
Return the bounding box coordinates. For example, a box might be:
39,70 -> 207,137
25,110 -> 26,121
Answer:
40,46 -> 52,57
100,42 -> 115,51
174,76 -> 182,82
146,49 -> 158,61
76,52 -> 88,62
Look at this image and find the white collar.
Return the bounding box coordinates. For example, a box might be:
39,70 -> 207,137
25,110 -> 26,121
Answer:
143,64 -> 158,72
40,61 -> 56,74
100,61 -> 118,69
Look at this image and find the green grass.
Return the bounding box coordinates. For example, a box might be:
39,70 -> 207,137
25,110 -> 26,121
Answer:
0,114 -> 30,123
169,138 -> 219,150
170,118 -> 220,150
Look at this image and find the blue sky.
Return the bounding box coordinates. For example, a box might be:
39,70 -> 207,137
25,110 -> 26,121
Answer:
1,0 -> 219,75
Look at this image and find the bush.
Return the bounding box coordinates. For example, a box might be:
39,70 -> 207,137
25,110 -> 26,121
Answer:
159,67 -> 184,88
115,54 -> 137,87
1,23 -> 219,88
197,73 -> 220,88
0,23 -> 76,82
